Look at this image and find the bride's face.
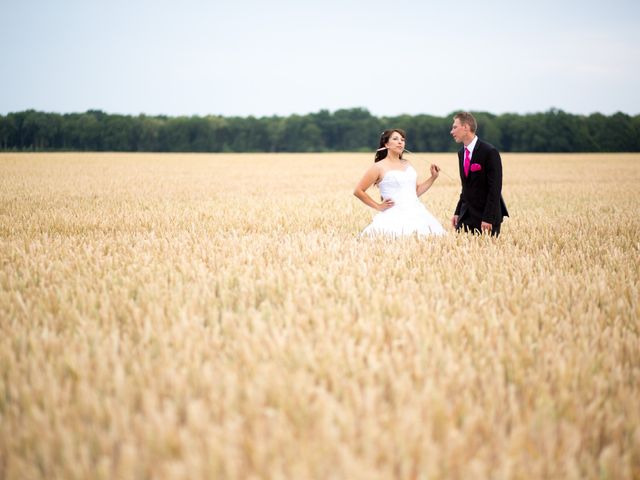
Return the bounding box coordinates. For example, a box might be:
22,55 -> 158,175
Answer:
385,131 -> 405,155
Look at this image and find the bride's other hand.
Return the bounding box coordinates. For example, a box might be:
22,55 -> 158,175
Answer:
378,198 -> 394,211
430,164 -> 440,178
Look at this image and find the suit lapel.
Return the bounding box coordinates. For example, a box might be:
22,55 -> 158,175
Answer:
471,139 -> 482,159
465,139 -> 483,183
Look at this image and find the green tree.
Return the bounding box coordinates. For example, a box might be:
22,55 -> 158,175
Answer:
588,112 -> 637,152
1,109 -> 638,153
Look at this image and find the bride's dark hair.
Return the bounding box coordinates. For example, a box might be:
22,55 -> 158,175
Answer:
374,129 -> 406,162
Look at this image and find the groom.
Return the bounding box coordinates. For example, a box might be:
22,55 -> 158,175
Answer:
450,112 -> 509,236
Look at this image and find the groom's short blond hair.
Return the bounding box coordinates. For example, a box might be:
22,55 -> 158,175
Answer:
454,112 -> 477,133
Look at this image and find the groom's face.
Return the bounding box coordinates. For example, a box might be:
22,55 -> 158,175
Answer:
450,119 -> 469,144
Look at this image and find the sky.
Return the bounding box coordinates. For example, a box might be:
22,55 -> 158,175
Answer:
1,0 -> 639,118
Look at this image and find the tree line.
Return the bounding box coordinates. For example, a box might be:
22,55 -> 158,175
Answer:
1,108 -> 638,153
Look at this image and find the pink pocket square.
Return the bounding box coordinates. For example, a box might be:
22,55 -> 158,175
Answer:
470,163 -> 482,172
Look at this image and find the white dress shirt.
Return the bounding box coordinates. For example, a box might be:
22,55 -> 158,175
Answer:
464,135 -> 478,160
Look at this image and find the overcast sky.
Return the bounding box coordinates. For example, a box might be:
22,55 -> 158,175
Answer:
1,0 -> 639,118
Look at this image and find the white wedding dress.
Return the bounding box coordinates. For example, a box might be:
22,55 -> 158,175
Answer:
361,165 -> 445,237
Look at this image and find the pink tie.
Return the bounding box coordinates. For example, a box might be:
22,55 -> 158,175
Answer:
464,148 -> 471,177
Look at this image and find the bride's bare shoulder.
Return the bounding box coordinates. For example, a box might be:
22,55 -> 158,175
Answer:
373,160 -> 389,182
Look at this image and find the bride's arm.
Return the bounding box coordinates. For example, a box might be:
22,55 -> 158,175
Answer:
416,164 -> 440,197
353,164 -> 393,211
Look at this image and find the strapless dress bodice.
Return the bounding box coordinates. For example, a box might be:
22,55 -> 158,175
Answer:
360,165 -> 445,237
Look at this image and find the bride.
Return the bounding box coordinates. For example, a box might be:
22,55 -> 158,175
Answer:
353,129 -> 445,237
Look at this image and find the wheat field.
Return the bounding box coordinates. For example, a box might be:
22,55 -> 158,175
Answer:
0,152 -> 639,479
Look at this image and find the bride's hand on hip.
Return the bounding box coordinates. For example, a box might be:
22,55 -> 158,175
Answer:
378,198 -> 394,211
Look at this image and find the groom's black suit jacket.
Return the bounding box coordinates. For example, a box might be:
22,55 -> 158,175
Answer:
454,139 -> 509,226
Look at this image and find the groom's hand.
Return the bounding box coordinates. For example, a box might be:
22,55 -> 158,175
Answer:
481,221 -> 492,233
451,215 -> 458,228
